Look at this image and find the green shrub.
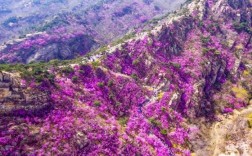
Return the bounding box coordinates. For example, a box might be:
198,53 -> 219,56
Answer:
118,116 -> 129,126
171,62 -> 181,69
131,73 -> 138,80
49,59 -> 60,66
200,36 -> 211,45
202,48 -> 210,55
160,129 -> 168,135
97,82 -> 105,87
148,117 -> 161,127
91,61 -> 100,68
233,22 -> 249,32
71,76 -> 78,83
34,75 -> 44,83
94,100 -> 101,107
61,66 -> 74,74
214,50 -> 221,55
132,59 -> 140,66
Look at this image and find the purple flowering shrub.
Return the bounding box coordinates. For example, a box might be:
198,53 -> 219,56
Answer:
0,27 -> 95,63
0,0 -> 252,155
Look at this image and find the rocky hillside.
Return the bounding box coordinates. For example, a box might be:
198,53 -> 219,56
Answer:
0,0 -> 186,63
0,0 -> 251,155
0,72 -> 51,116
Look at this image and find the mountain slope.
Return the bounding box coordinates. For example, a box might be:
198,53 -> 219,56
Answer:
0,0 -> 186,63
0,0 -> 251,155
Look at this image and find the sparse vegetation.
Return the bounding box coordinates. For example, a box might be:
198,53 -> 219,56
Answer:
97,82 -> 105,87
71,76 -> 78,83
200,36 -> 211,45
94,100 -> 101,107
118,116 -> 129,126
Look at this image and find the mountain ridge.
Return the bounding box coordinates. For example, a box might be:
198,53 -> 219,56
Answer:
0,0 -> 186,63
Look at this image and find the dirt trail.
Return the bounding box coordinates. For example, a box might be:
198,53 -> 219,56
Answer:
209,104 -> 252,156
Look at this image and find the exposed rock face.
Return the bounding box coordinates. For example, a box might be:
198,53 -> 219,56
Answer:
0,72 -> 51,116
0,35 -> 97,63
26,35 -> 97,63
157,17 -> 195,56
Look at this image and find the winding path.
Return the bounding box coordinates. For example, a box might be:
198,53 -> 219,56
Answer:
210,104 -> 252,156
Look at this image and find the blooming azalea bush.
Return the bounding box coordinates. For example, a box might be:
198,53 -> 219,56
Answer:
0,0 -> 252,155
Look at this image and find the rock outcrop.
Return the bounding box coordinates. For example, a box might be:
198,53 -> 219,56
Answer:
0,72 -> 51,116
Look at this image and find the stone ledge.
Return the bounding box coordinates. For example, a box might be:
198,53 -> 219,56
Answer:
0,71 -> 52,116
